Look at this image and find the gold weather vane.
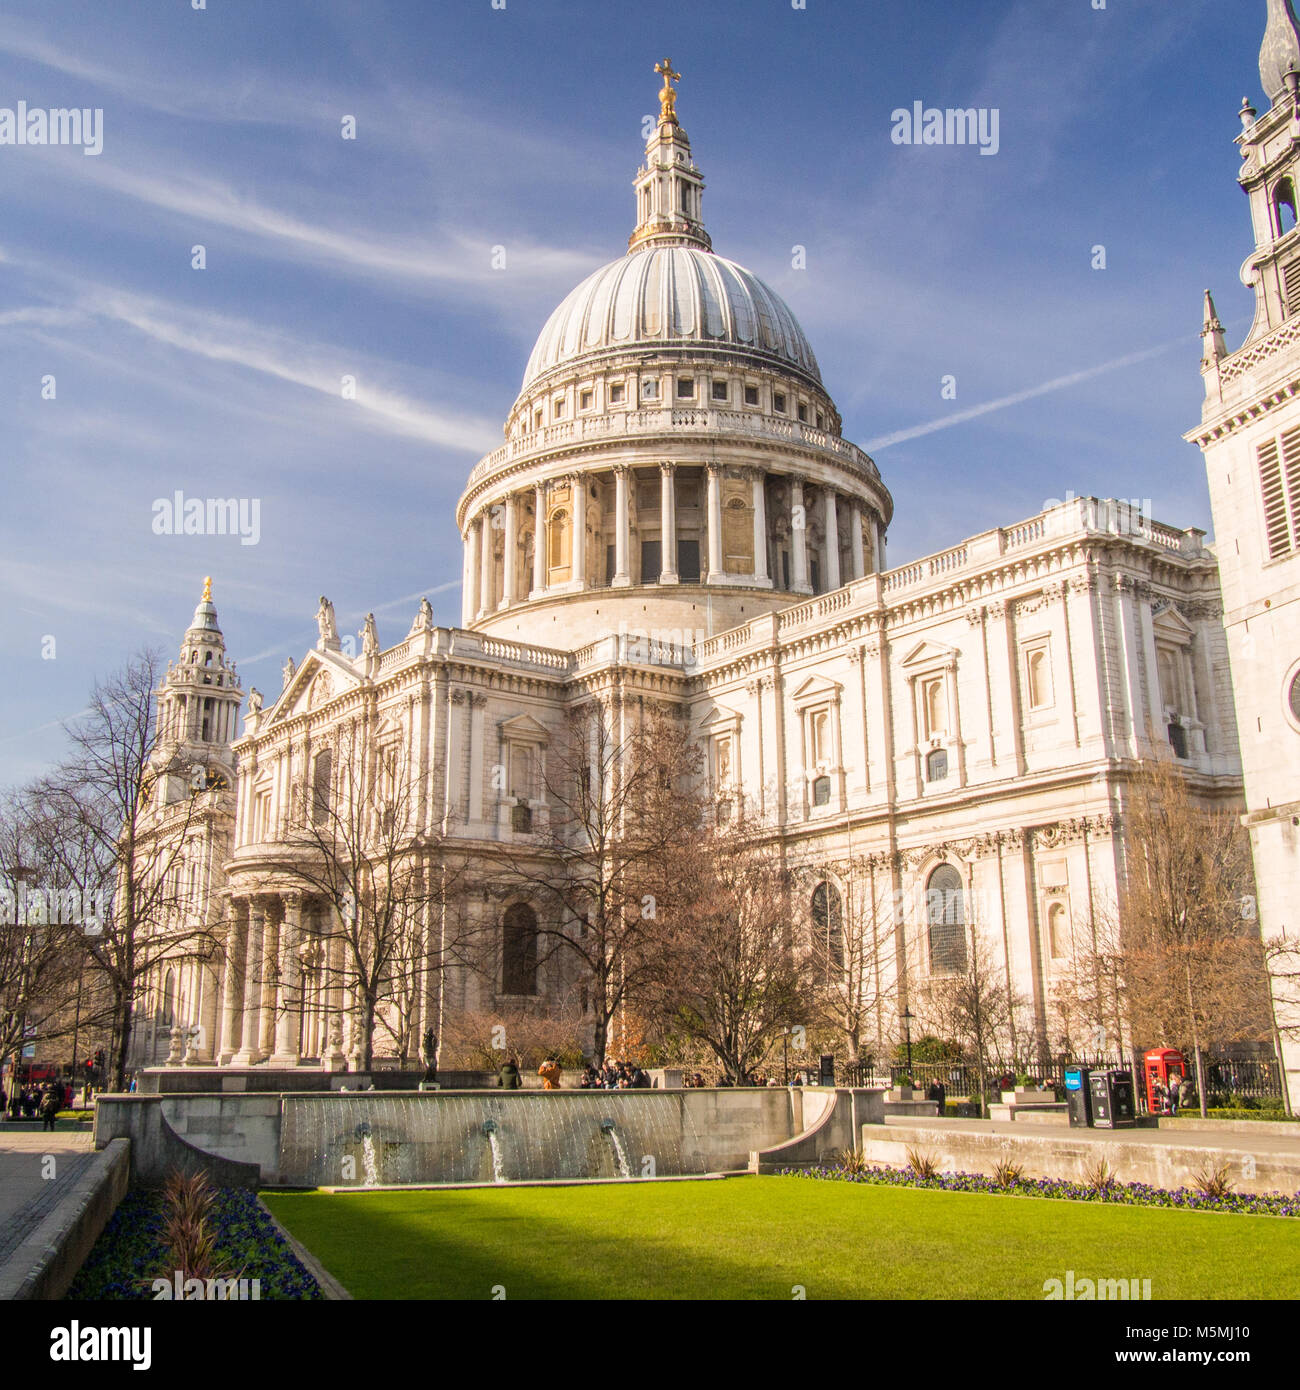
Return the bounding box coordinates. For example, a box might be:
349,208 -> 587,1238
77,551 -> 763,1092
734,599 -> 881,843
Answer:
655,58 -> 681,124
202,575 -> 212,602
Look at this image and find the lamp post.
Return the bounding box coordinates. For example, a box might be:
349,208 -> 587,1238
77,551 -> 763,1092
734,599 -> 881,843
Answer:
902,1005 -> 914,1083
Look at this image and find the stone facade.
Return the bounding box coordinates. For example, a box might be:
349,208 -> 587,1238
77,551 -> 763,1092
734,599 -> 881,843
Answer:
131,73 -> 1248,1077
1184,7 -> 1300,1108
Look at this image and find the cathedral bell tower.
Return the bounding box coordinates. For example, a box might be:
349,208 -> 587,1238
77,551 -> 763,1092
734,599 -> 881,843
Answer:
1185,0 -> 1300,1113
150,577 -> 244,806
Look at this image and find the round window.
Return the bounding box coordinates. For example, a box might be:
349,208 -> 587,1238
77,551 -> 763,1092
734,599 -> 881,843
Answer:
1290,670 -> 1300,726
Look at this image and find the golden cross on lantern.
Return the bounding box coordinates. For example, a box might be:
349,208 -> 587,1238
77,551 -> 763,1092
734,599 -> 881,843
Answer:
655,58 -> 681,123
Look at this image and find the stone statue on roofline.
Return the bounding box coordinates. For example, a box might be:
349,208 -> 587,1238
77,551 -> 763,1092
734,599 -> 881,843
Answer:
316,595 -> 340,651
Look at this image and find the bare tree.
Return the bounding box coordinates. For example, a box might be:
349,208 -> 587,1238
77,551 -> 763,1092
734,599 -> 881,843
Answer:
487,702 -> 704,1067
0,787 -> 97,1081
279,720 -> 468,1071
34,652 -> 218,1090
1113,758 -> 1269,1118
651,825 -> 814,1083
913,915 -> 1029,1108
803,857 -> 895,1066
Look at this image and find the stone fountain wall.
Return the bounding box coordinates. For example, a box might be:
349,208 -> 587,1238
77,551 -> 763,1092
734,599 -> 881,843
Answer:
94,1087 -> 880,1186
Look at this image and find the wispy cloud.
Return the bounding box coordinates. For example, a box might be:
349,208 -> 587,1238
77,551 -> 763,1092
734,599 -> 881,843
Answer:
863,340 -> 1182,452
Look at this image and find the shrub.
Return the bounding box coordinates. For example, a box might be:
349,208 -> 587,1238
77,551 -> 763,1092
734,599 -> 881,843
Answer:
992,1158 -> 1024,1189
834,1147 -> 874,1177
905,1146 -> 939,1179
1082,1156 -> 1117,1193
1191,1163 -> 1235,1201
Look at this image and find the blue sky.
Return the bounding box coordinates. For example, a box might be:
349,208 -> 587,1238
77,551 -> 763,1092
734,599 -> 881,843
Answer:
0,0 -> 1269,784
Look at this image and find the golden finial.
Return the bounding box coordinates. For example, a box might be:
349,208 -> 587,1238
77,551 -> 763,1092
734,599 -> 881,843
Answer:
202,575 -> 212,603
655,57 -> 681,124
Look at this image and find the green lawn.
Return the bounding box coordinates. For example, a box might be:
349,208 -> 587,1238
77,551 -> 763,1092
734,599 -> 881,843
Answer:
262,1176 -> 1299,1300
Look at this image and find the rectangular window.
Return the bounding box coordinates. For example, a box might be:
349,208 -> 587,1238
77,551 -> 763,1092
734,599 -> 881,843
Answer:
744,385 -> 759,406
677,538 -> 701,582
609,382 -> 625,404
1285,257 -> 1300,318
533,409 -> 543,429
640,539 -> 661,584
677,377 -> 695,398
773,392 -> 786,414
712,380 -> 728,402
1258,429 -> 1300,558
553,397 -> 565,417
642,379 -> 659,400
797,403 -> 808,422
580,390 -> 593,410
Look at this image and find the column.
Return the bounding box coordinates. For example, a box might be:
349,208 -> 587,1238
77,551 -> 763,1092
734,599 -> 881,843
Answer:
258,904 -> 280,1059
500,493 -> 517,609
272,895 -> 302,1065
532,483 -> 547,595
233,900 -> 265,1064
659,462 -> 679,583
217,901 -> 247,1063
477,511 -> 493,617
706,463 -> 724,581
462,524 -> 479,626
873,516 -> 886,573
613,466 -> 631,587
752,470 -> 770,585
791,476 -> 811,594
824,488 -> 841,591
850,501 -> 865,580
572,474 -> 587,587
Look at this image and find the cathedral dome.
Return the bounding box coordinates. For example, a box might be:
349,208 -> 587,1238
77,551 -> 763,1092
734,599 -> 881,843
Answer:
521,245 -> 821,393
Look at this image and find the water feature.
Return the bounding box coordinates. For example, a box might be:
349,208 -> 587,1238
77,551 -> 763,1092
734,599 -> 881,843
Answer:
280,1090 -> 713,1187
355,1121 -> 379,1187
601,1118 -> 632,1178
482,1119 -> 507,1183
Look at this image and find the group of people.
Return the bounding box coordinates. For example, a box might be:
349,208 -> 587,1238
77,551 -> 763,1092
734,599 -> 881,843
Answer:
1152,1073 -> 1196,1115
3,1079 -> 67,1129
579,1060 -> 651,1090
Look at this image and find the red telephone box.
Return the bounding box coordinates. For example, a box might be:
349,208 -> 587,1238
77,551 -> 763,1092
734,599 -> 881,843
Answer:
1144,1048 -> 1186,1113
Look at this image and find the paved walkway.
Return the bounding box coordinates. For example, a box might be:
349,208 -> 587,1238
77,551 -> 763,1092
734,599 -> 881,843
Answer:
0,1131 -> 96,1266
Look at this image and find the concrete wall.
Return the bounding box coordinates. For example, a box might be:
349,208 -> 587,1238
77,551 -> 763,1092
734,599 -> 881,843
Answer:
96,1087 -> 881,1186
861,1122 -> 1300,1196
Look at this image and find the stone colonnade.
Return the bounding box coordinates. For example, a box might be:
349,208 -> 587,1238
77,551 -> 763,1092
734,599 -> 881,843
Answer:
218,893 -> 349,1068
462,463 -> 883,624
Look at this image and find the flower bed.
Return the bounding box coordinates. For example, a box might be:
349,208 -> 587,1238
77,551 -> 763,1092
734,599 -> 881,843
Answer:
67,1187 -> 324,1300
780,1163 -> 1300,1217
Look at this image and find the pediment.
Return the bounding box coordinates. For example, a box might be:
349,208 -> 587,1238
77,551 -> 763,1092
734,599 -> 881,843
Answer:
268,650 -> 361,723
700,703 -> 743,729
1151,606 -> 1194,644
900,639 -> 958,670
499,712 -> 549,742
789,674 -> 842,704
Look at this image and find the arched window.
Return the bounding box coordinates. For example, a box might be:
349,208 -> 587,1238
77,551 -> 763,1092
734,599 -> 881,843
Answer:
1276,178 -> 1298,235
811,881 -> 844,971
1047,901 -> 1068,960
502,902 -> 538,995
161,969 -> 177,1028
1026,647 -> 1051,709
548,509 -> 569,571
926,864 -> 968,976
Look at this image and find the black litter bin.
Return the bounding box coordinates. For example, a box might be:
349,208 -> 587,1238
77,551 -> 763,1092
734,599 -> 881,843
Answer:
1088,1069 -> 1137,1129
1065,1066 -> 1092,1127
818,1054 -> 835,1087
